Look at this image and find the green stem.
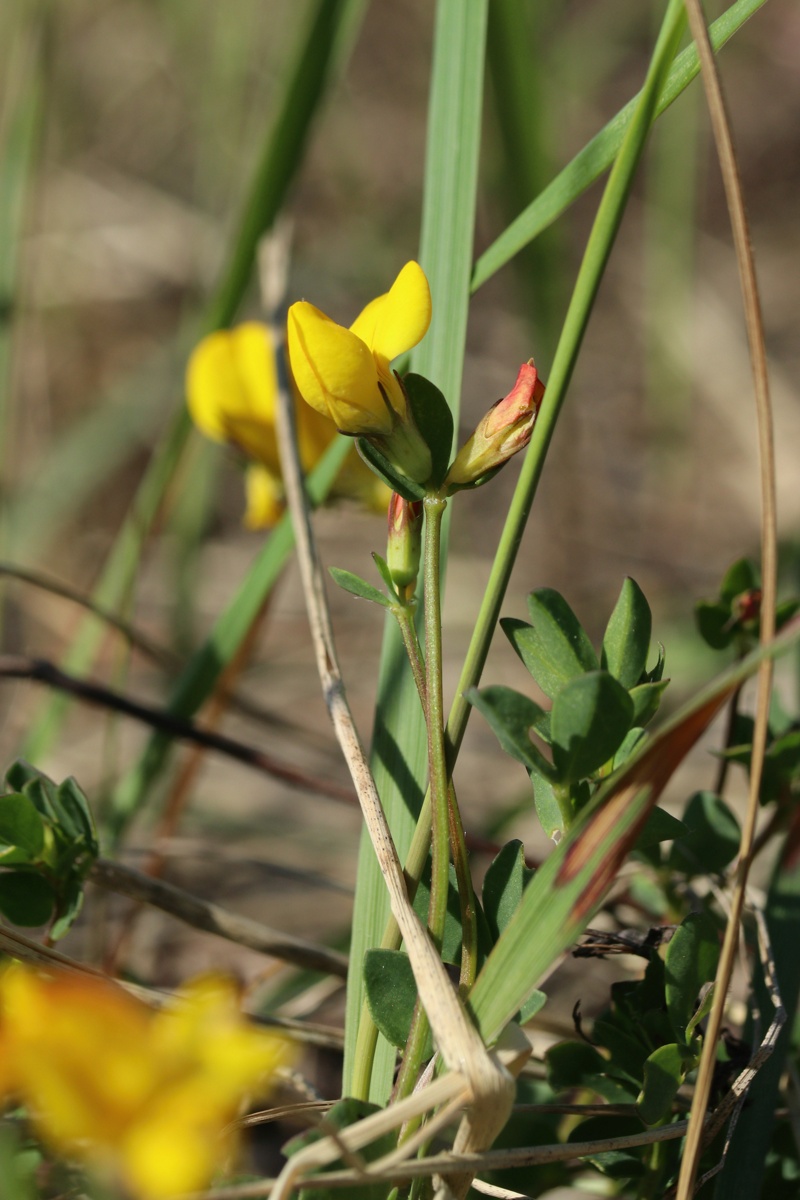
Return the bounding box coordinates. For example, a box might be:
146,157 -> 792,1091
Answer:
422,495 -> 450,951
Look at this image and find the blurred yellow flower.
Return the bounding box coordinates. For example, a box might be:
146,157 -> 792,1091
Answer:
187,321 -> 389,525
287,261 -> 431,436
0,965 -> 293,1199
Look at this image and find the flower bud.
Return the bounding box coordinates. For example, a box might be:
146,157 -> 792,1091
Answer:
386,493 -> 423,591
444,361 -> 545,492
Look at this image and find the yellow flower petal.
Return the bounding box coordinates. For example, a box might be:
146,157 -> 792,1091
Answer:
244,464 -> 284,528
0,966 -> 294,1200
369,261 -> 431,363
186,324 -> 280,470
287,302 -> 393,435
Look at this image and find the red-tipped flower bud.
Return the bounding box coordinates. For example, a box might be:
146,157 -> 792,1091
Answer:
444,361 -> 545,492
386,493 -> 423,591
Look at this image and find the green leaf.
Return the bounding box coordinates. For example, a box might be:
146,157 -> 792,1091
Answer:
502,589 -> 598,699
528,766 -> 564,840
665,912 -> 720,1043
568,1116 -> 648,1178
482,841 -> 534,942
355,437 -> 426,502
645,643 -> 666,684
550,671 -> 634,783
403,373 -> 454,487
329,567 -> 393,609
629,678 -> 669,726
412,862 -> 463,966
546,1042 -> 636,1104
518,989 -> 547,1024
635,806 -> 686,851
686,982 -> 716,1041
371,553 -> 397,596
637,1042 -> 692,1125
0,871 -> 55,926
668,791 -> 741,876
54,777 -> 98,853
602,577 -> 652,688
363,949 -> 431,1057
695,600 -> 735,650
0,794 -> 45,860
613,727 -> 647,770
720,557 -> 760,603
467,685 -> 552,775
284,1097 -> 395,1200
49,876 -> 87,942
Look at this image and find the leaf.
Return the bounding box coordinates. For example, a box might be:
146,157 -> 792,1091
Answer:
502,589 -> 597,699
482,840 -> 535,942
355,437 -> 426,502
546,1042 -> 636,1104
635,806 -> 686,850
0,794 -> 45,861
629,679 -> 669,727
637,1042 -> 692,1125
602,577 -> 652,688
695,600 -> 735,650
371,553 -> 397,595
518,989 -> 547,1024
0,871 -> 55,927
329,567 -> 393,609
686,982 -> 715,1041
412,862 -> 463,966
668,791 -> 741,875
528,765 -> 564,840
720,557 -> 760,602
49,876 -> 87,942
363,949 -> 431,1057
55,777 -> 98,853
403,372 -> 453,488
613,727 -> 647,770
550,671 -> 634,783
665,912 -> 720,1043
467,685 -> 553,776
568,1116 -> 648,1178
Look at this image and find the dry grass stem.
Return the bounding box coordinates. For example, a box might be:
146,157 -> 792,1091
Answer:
676,1 -> 778,1193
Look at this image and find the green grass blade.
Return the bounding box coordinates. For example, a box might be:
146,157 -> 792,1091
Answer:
0,9 -> 45,524
20,0 -> 369,761
106,434 -> 352,842
486,0 -> 565,366
443,0 -> 688,779
472,0 -> 768,293
468,619 -> 800,1042
343,0 -> 489,1102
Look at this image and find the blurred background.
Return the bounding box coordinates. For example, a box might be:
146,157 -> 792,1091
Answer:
0,0 -> 798,996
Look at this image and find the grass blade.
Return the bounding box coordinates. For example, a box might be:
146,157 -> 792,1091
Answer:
343,0 -> 489,1102
19,0 -> 369,761
471,0 -> 768,293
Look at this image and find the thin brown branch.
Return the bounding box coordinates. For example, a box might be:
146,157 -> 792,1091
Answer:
0,561 -> 314,734
676,1 -> 777,1193
0,654 -> 354,804
89,857 -> 348,979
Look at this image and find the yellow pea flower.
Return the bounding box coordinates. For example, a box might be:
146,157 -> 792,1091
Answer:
186,322 -> 333,528
287,262 -> 434,488
287,261 -> 431,436
0,964 -> 293,1199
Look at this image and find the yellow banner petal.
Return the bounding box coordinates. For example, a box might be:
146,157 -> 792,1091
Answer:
370,260 -> 432,363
